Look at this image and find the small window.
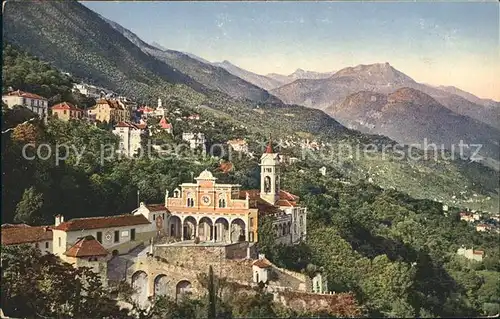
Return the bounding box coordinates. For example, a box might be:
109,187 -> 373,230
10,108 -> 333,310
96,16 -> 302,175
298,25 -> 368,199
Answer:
97,231 -> 102,243
131,228 -> 136,241
153,214 -> 156,220
162,213 -> 165,220
58,237 -> 61,247
45,242 -> 49,249
114,230 -> 119,243
64,110 -> 67,115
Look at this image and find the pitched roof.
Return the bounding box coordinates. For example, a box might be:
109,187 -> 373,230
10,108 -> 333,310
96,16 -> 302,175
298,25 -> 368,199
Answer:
279,190 -> 299,201
138,106 -> 154,113
253,258 -> 272,268
159,116 -> 172,129
1,223 -> 31,228
275,199 -> 296,207
1,225 -> 52,245
114,121 -> 145,130
265,139 -> 273,153
240,189 -> 300,210
145,204 -> 168,212
239,190 -> 281,215
53,214 -> 150,232
65,235 -> 109,257
96,99 -> 124,110
51,102 -> 83,111
473,250 -> 485,256
5,90 -> 47,100
227,139 -> 247,146
219,161 -> 234,174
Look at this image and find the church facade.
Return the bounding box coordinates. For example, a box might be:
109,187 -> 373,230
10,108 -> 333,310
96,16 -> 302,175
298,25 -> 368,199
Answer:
135,141 -> 307,245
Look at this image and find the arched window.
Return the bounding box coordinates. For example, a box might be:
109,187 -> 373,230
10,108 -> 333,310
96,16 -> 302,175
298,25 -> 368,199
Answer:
218,199 -> 226,208
186,193 -> 194,207
218,193 -> 226,208
264,176 -> 271,193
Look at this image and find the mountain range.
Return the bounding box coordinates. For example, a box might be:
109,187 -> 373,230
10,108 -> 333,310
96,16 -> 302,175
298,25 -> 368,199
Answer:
213,61 -> 336,91
102,17 -> 278,104
3,0 -> 498,208
328,88 -> 500,162
270,63 -> 500,129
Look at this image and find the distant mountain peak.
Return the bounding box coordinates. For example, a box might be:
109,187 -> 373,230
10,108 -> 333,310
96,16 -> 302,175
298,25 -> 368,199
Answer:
150,41 -> 168,51
388,87 -> 438,105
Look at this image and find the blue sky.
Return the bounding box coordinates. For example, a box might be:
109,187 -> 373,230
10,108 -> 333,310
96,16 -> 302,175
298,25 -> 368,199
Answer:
82,1 -> 499,100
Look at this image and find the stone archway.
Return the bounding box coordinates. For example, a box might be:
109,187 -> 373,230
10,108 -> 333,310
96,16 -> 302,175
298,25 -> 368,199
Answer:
154,274 -> 168,297
214,217 -> 229,243
131,271 -> 148,308
169,216 -> 182,239
176,280 -> 192,300
198,217 -> 213,242
230,218 -> 246,242
183,216 -> 197,240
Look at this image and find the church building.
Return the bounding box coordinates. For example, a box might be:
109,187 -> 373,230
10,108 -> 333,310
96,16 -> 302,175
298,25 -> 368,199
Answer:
136,140 -> 307,245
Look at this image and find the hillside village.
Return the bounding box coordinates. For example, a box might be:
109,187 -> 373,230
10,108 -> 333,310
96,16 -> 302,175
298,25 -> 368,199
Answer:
2,88 -> 359,314
3,78 -> 500,317
1,1 -> 499,318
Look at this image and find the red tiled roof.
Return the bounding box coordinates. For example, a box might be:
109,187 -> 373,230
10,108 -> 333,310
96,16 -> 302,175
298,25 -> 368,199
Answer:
240,190 -> 299,206
239,190 -> 281,215
227,139 -> 247,145
51,102 -> 83,112
5,90 -> 47,100
1,223 -> 31,228
473,250 -> 484,256
275,199 -> 296,207
145,204 -> 168,212
53,214 -> 150,232
279,190 -> 299,201
159,116 -> 172,129
253,258 -> 272,268
1,225 -> 52,245
114,121 -> 145,130
138,106 -> 154,113
265,139 -> 273,153
219,162 -> 234,174
65,235 -> 108,257
96,99 -> 124,110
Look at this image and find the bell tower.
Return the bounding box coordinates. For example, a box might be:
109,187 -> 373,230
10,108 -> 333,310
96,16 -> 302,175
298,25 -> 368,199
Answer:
259,137 -> 280,205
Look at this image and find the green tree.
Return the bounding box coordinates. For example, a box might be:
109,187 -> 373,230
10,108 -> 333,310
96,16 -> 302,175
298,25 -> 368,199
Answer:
14,187 -> 44,224
1,245 -> 128,318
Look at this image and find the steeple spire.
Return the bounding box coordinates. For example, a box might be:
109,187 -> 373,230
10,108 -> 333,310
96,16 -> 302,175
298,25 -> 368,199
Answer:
265,134 -> 273,154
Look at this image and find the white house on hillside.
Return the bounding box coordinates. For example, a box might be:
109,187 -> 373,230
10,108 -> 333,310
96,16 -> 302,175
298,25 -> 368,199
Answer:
182,132 -> 206,150
2,90 -> 48,123
113,121 -> 147,157
227,139 -> 249,154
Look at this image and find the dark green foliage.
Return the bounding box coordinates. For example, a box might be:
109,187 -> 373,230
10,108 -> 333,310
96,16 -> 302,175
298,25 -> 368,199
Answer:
0,245 -> 129,318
